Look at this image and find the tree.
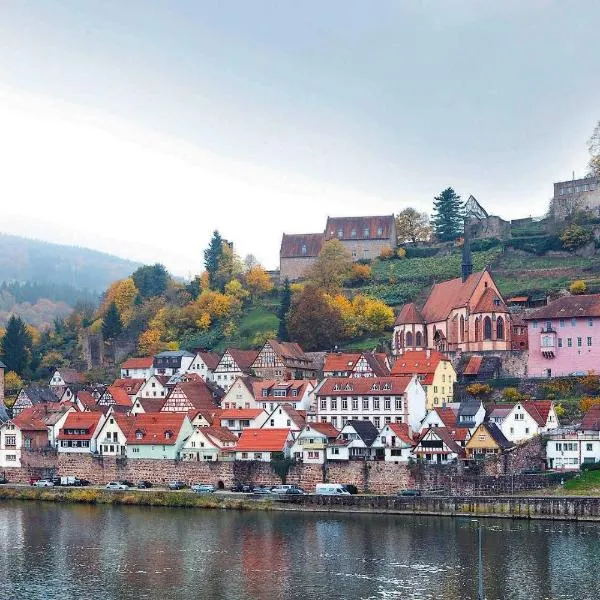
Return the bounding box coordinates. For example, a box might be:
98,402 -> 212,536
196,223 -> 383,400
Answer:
580,371 -> 600,394
288,285 -> 344,350
213,242 -> 243,291
138,328 -> 164,355
432,187 -> 464,241
102,302 -> 123,340
204,230 -> 224,288
307,239 -> 353,293
3,371 -> 24,406
1,315 -> 32,375
588,120 -> 600,177
570,280 -> 588,295
560,224 -> 593,251
466,383 -> 492,399
379,246 -> 395,259
277,279 -> 292,341
395,208 -> 432,245
132,264 -> 169,299
103,277 -> 138,326
245,266 -> 274,298
349,263 -> 372,285
580,395 -> 600,414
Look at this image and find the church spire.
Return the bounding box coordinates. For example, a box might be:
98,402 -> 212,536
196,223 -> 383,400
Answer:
461,218 -> 473,282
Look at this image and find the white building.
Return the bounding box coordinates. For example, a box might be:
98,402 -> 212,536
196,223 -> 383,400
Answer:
120,357 -> 154,380
213,349 -> 258,391
186,351 -> 221,382
232,428 -> 294,461
489,401 -> 559,443
218,409 -> 268,436
153,350 -> 195,377
137,375 -> 170,400
181,426 -> 238,462
371,423 -> 414,462
57,412 -> 105,454
290,422 -> 339,464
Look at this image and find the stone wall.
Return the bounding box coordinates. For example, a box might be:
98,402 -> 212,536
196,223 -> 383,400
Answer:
279,256 -> 317,282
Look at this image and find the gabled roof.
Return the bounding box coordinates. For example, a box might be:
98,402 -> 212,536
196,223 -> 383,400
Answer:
426,407 -> 457,429
221,349 -> 260,371
55,369 -> 86,384
472,287 -> 508,314
361,353 -> 391,376
487,403 -> 513,421
193,351 -> 221,371
482,422 -> 513,450
171,381 -> 217,412
19,385 -> 59,405
251,379 -> 310,401
220,408 -> 265,420
324,215 -> 395,241
126,413 -> 188,445
280,233 -> 324,258
191,408 -> 222,426
317,376 -> 413,396
343,419 -> 379,447
11,407 -> 50,431
58,412 -> 103,440
136,398 -> 166,413
417,427 -> 465,456
463,356 -> 482,375
202,426 -> 239,445
106,386 -> 134,407
524,294 -> 600,320
111,379 -> 145,395
306,422 -> 339,439
391,350 -> 448,376
581,405 -> 600,431
265,340 -> 312,365
77,391 -> 100,412
386,422 -> 414,446
270,404 -> 306,430
421,271 -> 484,323
154,350 -> 195,359
234,428 -> 291,452
458,400 -> 482,419
394,302 -> 425,326
521,401 -> 552,427
323,353 -> 361,373
121,357 -> 153,369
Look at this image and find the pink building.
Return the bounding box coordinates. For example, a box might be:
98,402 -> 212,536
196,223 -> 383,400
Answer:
524,295 -> 600,378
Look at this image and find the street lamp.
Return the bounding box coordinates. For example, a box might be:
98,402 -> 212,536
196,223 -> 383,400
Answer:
472,519 -> 484,600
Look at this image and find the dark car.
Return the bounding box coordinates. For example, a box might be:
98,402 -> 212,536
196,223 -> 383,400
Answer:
285,487 -> 306,496
230,483 -> 254,493
119,480 -> 135,488
137,481 -> 153,489
168,481 -> 187,490
74,478 -> 90,487
398,489 -> 422,497
0,475 -> 8,485
50,476 -> 62,486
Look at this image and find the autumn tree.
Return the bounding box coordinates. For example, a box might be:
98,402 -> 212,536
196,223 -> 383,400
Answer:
213,242 -> 243,291
204,230 -> 224,288
560,224 -> 593,251
580,396 -> 600,414
432,187 -> 464,241
3,371 -> 24,406
466,383 -> 493,399
307,239 -> 353,293
580,371 -> 600,394
288,285 -> 344,350
138,328 -> 164,355
132,264 -> 169,299
1,315 -> 32,376
102,302 -> 123,340
570,280 -> 587,295
245,265 -> 274,298
277,279 -> 292,341
395,208 -> 432,245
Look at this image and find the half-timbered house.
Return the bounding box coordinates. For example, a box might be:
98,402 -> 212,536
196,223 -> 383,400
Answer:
251,340 -> 316,380
213,349 -> 259,391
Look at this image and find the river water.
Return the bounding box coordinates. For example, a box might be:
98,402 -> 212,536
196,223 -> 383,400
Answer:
1,501 -> 599,600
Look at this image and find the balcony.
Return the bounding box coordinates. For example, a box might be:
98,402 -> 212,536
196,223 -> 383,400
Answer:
540,332 -> 557,358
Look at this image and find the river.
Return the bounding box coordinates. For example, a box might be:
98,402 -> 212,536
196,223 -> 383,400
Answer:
1,501 -> 600,599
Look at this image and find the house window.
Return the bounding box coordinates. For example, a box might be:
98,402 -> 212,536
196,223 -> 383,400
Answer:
571,318 -> 577,327
559,319 -> 565,328
262,389 -> 268,397
363,228 -> 369,237
136,431 -> 143,440
484,317 -> 492,340
384,399 -> 391,410
587,443 -> 593,452
374,417 -> 381,428
558,338 -> 563,348
373,399 -> 380,410
395,399 -> 402,410
132,447 -> 140,453
241,452 -> 248,459
342,400 -> 348,410
320,400 -> 327,410
254,453 -> 262,460
567,338 -> 572,347
588,337 -> 593,347
5,435 -> 16,447
577,337 -> 582,347
351,229 -> 357,238
589,318 -> 594,327
362,399 -> 369,410
165,431 -> 172,440
337,229 -> 343,238
301,244 -> 307,256
377,227 -> 383,236
331,399 -> 337,410
533,320 -> 538,329
6,455 -> 16,462
352,398 -> 358,411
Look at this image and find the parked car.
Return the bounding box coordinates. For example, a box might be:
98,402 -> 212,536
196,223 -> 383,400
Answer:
29,476 -> 41,486
137,481 -> 153,489
271,485 -> 295,494
50,476 -> 62,486
397,489 -> 422,497
33,479 -> 54,488
191,483 -> 215,494
74,478 -> 90,487
105,481 -> 129,490
230,483 -> 254,493
0,475 -> 8,485
168,481 -> 187,490
315,483 -> 351,496
119,480 -> 135,488
253,486 -> 273,495
285,487 -> 306,496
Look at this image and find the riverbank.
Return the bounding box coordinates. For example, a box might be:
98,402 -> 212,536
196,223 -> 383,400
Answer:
5,486 -> 600,521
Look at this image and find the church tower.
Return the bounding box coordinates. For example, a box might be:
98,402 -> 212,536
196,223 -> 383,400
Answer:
461,218 -> 473,282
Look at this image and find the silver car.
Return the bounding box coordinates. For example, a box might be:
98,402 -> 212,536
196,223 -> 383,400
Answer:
33,479 -> 54,488
105,481 -> 129,490
191,483 -> 215,494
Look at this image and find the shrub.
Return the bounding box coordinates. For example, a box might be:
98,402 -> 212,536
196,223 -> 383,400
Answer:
466,383 -> 493,398
396,247 -> 407,258
580,371 -> 600,394
404,246 -> 440,258
502,387 -> 523,402
349,263 -> 372,284
579,396 -> 600,413
570,280 -> 587,295
379,246 -> 395,260
560,224 -> 593,251
470,238 -> 502,251
507,235 -> 563,255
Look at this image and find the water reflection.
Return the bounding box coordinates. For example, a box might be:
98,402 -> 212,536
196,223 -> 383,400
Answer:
0,502 -> 600,599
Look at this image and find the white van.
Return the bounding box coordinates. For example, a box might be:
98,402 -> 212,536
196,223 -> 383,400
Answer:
315,483 -> 351,496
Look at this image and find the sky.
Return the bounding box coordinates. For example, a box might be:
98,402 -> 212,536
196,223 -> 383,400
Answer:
0,1 -> 599,277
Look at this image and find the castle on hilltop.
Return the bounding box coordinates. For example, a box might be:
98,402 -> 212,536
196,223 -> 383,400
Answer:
279,215 -> 397,281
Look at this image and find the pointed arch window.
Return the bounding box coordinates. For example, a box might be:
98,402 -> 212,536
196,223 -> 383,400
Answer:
460,315 -> 465,342
474,318 -> 481,341
415,331 -> 423,347
406,331 -> 413,347
496,316 -> 504,340
484,317 -> 492,340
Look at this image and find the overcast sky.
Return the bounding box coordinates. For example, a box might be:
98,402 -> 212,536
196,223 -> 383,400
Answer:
0,1 -> 598,276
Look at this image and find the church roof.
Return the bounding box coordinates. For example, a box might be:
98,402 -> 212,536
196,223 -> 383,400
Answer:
421,271 -> 484,323
472,287 -> 508,314
394,302 -> 425,325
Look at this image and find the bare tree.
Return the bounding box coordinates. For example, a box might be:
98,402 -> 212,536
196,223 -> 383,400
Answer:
395,208 -> 432,245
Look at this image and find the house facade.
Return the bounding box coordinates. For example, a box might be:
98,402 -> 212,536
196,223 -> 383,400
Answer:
153,350 -> 195,376
213,349 -> 259,391
12,385 -> 58,416
323,352 -> 389,378
187,351 -> 221,382
290,422 -> 339,464
465,422 -> 513,459
326,420 -> 379,461
232,428 -> 294,461
412,427 -> 465,464
488,401 -> 559,443
138,375 -> 170,400
279,233 -> 324,282
524,295 -> 600,378
120,357 -> 154,380
218,409 -> 268,436
181,427 -> 238,462
251,340 -> 316,380
0,408 -> 50,468
49,369 -> 86,397
57,412 -> 105,453
125,413 -> 193,460
371,423 -> 414,462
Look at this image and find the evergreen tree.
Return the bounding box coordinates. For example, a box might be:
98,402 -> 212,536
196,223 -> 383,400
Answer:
204,231 -> 223,289
277,279 -> 292,341
431,187 -> 464,241
1,315 -> 32,376
102,302 -> 123,340
132,264 -> 169,298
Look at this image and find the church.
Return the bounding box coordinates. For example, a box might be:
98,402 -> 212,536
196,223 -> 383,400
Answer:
392,236 -> 512,355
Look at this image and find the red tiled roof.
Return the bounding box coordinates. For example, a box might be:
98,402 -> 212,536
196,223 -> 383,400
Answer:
394,302 -> 425,325
463,356 -> 483,376
280,233 -> 325,258
323,353 -> 361,373
391,350 -> 448,376
581,405 -> 600,431
203,426 -> 239,444
234,428 -> 291,452
274,404 -> 306,429
111,379 -> 145,395
57,369 -> 86,384
521,401 -> 551,427
251,379 -> 309,401
191,408 -> 222,425
386,422 -> 414,445
265,340 -> 311,364
307,422 -> 339,439
416,427 -> 465,456
324,215 -> 395,241
317,377 -> 412,396
472,287 -> 508,314
11,407 -> 49,431
508,296 -> 529,303
194,351 -> 221,371
121,357 -> 153,369
58,412 -> 103,440
107,386 -> 134,407
421,272 -> 483,323
77,391 -> 98,410
225,349 -> 260,370
524,294 -> 600,320
137,398 -> 166,413
220,409 -> 265,420
125,413 -> 187,445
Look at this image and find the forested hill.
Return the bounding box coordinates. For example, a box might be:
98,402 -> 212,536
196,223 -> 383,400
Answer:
0,234 -> 141,292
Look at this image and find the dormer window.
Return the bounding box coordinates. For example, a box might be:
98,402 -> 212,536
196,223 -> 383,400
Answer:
262,389 -> 268,397
165,431 -> 172,440
333,384 -> 340,391
383,382 -> 391,390
372,383 -> 380,391
292,389 -> 298,397
494,297 -> 500,306
344,384 -> 353,391
135,431 -> 143,440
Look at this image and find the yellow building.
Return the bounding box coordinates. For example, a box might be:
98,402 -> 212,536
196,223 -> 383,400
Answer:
465,422 -> 513,459
391,350 -> 456,410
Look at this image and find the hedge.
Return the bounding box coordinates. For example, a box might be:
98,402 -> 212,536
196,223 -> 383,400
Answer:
506,235 -> 563,255
403,246 -> 441,258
